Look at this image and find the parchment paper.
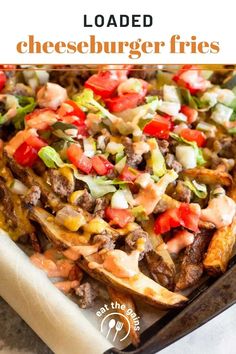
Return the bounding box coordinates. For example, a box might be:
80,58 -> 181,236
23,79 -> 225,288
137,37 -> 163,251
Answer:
0,230 -> 111,354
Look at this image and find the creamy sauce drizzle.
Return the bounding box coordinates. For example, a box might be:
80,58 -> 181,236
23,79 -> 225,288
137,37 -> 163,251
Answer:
89,249 -> 140,278
200,195 -> 236,228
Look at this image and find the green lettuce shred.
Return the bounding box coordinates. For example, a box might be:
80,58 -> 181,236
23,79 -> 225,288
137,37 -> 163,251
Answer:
148,138 -> 166,177
38,146 -> 64,168
183,179 -> 207,199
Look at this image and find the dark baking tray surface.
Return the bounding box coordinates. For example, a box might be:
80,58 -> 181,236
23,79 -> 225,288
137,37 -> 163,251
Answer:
104,255 -> 236,354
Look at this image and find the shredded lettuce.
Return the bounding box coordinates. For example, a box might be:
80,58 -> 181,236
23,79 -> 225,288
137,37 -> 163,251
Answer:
148,138 -> 166,177
115,155 -> 127,173
13,96 -> 36,129
39,146 -> 117,198
51,121 -> 77,142
0,95 -> 36,129
183,179 -> 207,199
38,146 -> 64,168
180,88 -> 198,109
76,175 -> 116,198
170,133 -> 206,166
73,89 -> 117,123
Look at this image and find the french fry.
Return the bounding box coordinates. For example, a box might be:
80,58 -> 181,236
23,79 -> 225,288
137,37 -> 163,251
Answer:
182,167 -> 232,186
175,229 -> 212,290
107,287 -> 140,347
203,216 -> 236,275
79,254 -> 187,309
30,207 -> 98,252
142,217 -> 176,290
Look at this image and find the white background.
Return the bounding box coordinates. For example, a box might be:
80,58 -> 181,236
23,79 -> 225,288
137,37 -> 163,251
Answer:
1,0 -> 235,64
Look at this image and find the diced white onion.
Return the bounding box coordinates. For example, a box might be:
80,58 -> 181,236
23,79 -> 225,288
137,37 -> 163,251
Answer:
106,142 -> 124,155
158,101 -> 181,116
211,103 -> 233,125
10,179 -> 28,195
176,145 -> 197,169
111,190 -> 128,209
135,173 -> 152,188
163,85 -> 181,103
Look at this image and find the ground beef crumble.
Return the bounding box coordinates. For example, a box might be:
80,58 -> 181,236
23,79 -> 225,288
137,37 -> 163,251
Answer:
75,282 -> 97,309
24,186 -> 41,206
125,228 -> 152,260
48,169 -> 75,198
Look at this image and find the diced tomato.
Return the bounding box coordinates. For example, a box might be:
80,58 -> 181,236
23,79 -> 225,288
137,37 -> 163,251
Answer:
58,100 -> 86,121
105,207 -> 134,228
85,72 -> 119,99
67,144 -> 92,174
105,93 -> 143,112
25,136 -> 47,149
154,208 -> 181,234
13,135 -> 47,167
0,71 -> 7,91
143,114 -> 172,139
119,165 -> 140,182
92,155 -> 114,176
173,65 -> 208,95
25,108 -> 58,130
13,143 -> 39,167
179,203 -> 200,233
154,203 -> 200,234
180,128 -> 206,147
76,124 -> 88,137
180,105 -> 198,124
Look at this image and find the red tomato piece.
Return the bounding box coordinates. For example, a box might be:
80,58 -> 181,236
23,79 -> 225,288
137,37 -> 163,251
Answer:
58,100 -> 86,121
105,207 -> 134,228
13,135 -> 47,167
180,105 -> 198,124
67,144 -> 92,174
143,115 -> 172,139
92,155 -> 114,176
105,93 -> 143,112
173,65 -> 208,94
154,208 -> 181,234
154,203 -> 200,234
180,128 -> 206,147
25,136 -> 47,149
76,124 -> 88,137
85,72 -> 119,99
13,143 -> 39,167
25,108 -> 58,130
0,71 -> 7,91
179,203 -> 200,233
119,165 -> 140,182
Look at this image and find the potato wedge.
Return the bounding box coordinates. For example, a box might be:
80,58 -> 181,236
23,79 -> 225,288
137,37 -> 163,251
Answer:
182,167 -> 232,186
30,206 -> 91,248
108,287 -> 140,347
78,254 -> 187,309
175,229 -> 212,291
6,155 -> 65,212
0,177 -> 34,239
203,216 -> 236,275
